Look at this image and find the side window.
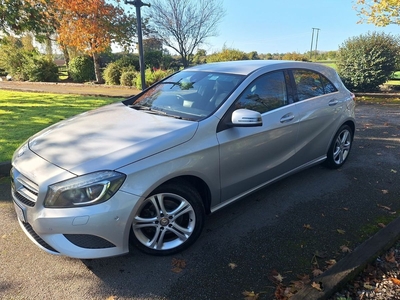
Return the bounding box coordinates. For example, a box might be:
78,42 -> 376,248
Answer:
293,69 -> 337,101
320,75 -> 337,93
235,71 -> 288,114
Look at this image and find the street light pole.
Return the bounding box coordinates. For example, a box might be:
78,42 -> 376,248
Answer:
125,0 -> 150,90
310,28 -> 320,61
314,28 -> 320,60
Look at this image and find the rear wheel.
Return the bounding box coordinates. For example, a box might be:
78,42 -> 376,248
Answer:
324,125 -> 353,169
130,181 -> 205,256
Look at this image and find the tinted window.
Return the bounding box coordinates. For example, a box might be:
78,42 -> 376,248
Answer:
235,71 -> 288,114
293,69 -> 337,101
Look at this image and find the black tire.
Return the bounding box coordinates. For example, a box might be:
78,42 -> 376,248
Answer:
324,124 -> 353,169
130,181 -> 205,256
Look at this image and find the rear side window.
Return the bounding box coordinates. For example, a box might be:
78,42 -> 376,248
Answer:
235,71 -> 288,114
293,69 -> 337,101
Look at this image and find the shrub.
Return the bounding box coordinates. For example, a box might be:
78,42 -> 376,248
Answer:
69,56 -> 95,83
337,32 -> 400,92
103,62 -> 121,85
103,56 -> 139,85
120,70 -> 137,86
135,69 -> 174,89
25,56 -> 58,82
207,47 -> 249,63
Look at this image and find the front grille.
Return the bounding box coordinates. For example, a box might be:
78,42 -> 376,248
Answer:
11,170 -> 38,207
22,222 -> 59,253
64,234 -> 116,249
12,188 -> 35,207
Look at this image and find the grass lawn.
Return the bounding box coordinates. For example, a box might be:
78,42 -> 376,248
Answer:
0,90 -> 122,162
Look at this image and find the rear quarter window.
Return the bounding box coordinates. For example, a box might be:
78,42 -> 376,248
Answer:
293,69 -> 337,101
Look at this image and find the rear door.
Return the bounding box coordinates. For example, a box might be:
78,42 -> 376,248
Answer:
217,70 -> 300,202
291,69 -> 343,165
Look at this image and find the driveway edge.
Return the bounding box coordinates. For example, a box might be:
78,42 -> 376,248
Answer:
291,216 -> 400,300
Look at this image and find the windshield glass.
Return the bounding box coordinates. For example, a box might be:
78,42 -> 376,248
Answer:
132,70 -> 245,121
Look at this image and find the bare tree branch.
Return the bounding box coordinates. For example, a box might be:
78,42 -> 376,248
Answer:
146,0 -> 225,67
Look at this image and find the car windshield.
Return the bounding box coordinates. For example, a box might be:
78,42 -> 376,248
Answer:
131,70 -> 245,121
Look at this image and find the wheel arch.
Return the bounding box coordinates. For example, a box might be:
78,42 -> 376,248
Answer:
159,176 -> 212,215
343,120 -> 355,139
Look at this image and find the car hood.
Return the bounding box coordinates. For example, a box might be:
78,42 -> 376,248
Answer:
28,102 -> 198,175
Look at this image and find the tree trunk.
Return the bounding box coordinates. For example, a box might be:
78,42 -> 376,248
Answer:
93,52 -> 104,84
60,43 -> 71,80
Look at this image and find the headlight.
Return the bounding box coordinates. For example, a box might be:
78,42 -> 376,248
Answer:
44,171 -> 126,208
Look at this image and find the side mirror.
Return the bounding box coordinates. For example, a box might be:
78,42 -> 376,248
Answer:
230,109 -> 262,127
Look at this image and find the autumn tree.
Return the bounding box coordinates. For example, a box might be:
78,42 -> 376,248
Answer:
355,0 -> 400,26
146,0 -> 225,68
54,0 -> 138,83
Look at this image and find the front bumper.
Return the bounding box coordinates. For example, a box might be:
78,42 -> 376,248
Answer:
11,149 -> 139,259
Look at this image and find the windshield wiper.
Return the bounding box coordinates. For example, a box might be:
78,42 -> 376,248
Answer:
131,104 -> 183,119
160,78 -> 182,89
130,104 -> 151,110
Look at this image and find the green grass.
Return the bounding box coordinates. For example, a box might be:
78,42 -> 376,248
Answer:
0,90 -> 122,162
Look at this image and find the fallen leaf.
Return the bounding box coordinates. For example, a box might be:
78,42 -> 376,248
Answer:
325,259 -> 337,266
311,281 -> 323,291
273,273 -> 285,282
342,207 -> 349,211
340,245 -> 352,253
228,263 -> 237,269
312,268 -> 324,277
303,224 -> 313,230
242,290 -> 259,300
385,251 -> 396,263
337,229 -> 346,234
390,278 -> 400,285
382,189 -> 389,194
171,258 -> 186,273
378,223 -> 386,228
391,169 -> 397,173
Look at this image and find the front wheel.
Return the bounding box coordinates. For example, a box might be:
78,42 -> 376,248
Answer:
324,124 -> 353,169
130,181 -> 205,256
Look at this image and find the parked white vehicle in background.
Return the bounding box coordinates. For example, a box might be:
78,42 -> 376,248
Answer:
11,60 -> 355,258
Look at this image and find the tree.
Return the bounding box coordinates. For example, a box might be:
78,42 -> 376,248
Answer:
146,0 -> 225,67
282,52 -> 309,61
337,32 -> 400,92
0,0 -> 54,37
355,0 -> 400,26
54,0 -> 137,83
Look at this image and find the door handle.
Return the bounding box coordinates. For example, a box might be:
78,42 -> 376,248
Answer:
280,113 -> 294,123
329,99 -> 339,106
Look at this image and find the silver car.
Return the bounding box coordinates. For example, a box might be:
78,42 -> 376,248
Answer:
11,60 -> 355,258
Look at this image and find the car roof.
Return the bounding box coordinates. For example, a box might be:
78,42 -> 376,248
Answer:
185,60 -> 328,76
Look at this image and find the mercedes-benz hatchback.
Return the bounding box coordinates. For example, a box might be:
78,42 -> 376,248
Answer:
11,60 -> 355,258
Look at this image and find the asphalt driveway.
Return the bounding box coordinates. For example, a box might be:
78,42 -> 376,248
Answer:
0,103 -> 399,299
